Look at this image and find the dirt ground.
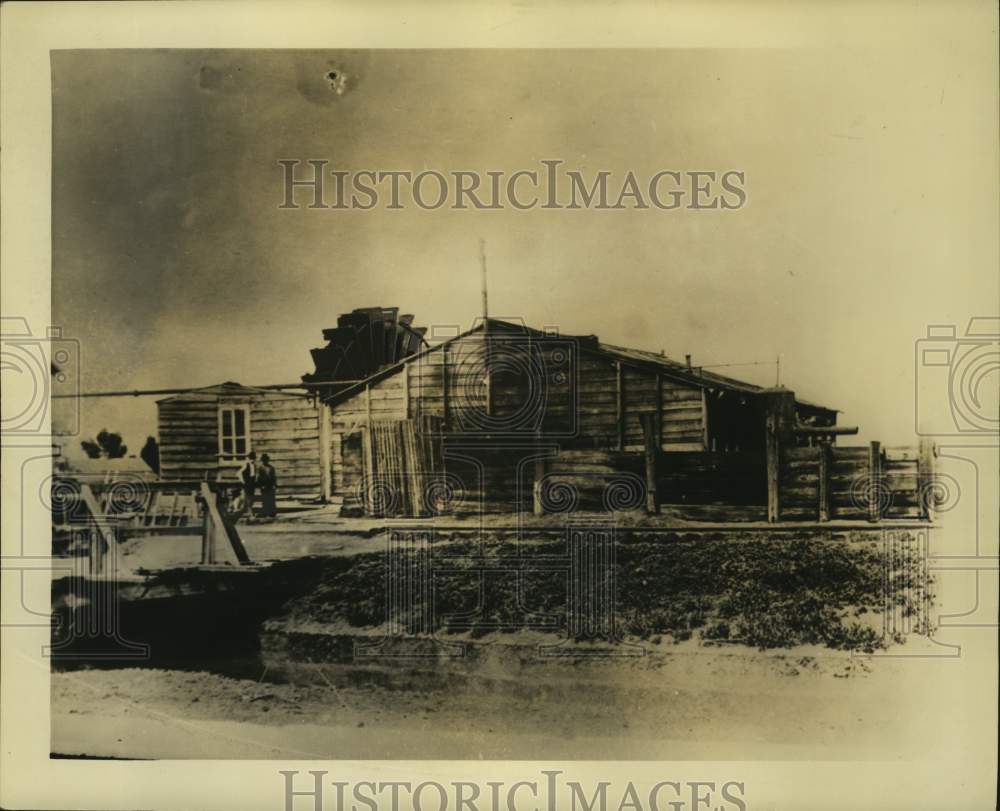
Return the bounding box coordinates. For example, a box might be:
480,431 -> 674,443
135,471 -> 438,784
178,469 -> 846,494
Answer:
51,639 -> 968,761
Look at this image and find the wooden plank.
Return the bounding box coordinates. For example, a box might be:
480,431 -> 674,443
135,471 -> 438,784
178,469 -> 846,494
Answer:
616,361 -> 624,451
869,440 -> 881,523
318,399 -> 332,500
700,388 -> 709,451
641,412 -> 660,514
818,443 -> 831,522
765,413 -> 780,523
79,483 -> 116,576
918,437 -> 934,519
200,482 -> 252,565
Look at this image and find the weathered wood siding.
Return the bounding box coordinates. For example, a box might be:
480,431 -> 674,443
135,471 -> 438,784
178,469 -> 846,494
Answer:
780,445 -> 922,521
158,388 -> 322,499
327,333 -> 708,504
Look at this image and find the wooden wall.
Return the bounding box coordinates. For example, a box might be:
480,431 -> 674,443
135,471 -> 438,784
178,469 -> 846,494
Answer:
327,333 -> 711,505
780,445 -> 923,521
158,389 -> 323,500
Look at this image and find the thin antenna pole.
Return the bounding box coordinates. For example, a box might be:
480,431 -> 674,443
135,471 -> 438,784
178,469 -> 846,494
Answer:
776,354 -> 781,387
479,237 -> 489,326
479,237 -> 491,416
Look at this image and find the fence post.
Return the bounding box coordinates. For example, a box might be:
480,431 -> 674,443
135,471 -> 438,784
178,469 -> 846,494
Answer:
917,437 -> 935,520
762,388 -> 796,523
868,440 -> 882,523
641,412 -> 660,514
818,442 -> 831,522
533,455 -> 546,516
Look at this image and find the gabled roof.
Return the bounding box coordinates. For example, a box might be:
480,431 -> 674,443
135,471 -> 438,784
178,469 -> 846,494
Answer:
324,318 -> 838,412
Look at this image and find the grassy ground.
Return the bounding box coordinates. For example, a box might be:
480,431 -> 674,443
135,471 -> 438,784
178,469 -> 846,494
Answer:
274,530 -> 931,652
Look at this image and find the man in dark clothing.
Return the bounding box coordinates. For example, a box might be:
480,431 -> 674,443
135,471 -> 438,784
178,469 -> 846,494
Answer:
238,451 -> 257,518
257,453 -> 278,518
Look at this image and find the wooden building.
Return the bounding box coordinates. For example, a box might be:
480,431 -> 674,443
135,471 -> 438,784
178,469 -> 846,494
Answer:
156,383 -> 327,501
152,320 -> 852,517
320,319 -> 838,514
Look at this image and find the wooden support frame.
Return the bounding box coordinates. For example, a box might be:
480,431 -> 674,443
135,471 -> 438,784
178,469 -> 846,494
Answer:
868,440 -> 882,523
317,398 -> 332,501
765,414 -> 781,523
640,412 -> 661,514
818,442 -> 831,522
917,437 -> 935,519
532,454 -> 546,516
615,361 -> 625,451
80,483 -> 115,576
402,361 -> 410,419
442,343 -> 450,431
199,482 -> 252,565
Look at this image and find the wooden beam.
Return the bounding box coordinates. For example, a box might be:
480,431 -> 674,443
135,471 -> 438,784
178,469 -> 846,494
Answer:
533,455 -> 546,516
317,399 -> 332,501
442,344 -> 450,431
917,437 -> 935,519
641,412 -> 660,514
818,442 -> 831,522
765,414 -> 780,523
79,483 -> 115,576
615,361 -> 624,451
656,374 -> 664,448
700,387 -> 709,450
402,361 -> 410,419
199,482 -> 252,564
868,441 -> 882,523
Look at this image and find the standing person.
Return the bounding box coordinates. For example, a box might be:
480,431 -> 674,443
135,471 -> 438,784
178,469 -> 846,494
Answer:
257,453 -> 278,519
238,451 -> 257,519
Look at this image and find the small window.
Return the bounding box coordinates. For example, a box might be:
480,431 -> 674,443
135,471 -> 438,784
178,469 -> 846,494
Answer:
218,405 -> 251,462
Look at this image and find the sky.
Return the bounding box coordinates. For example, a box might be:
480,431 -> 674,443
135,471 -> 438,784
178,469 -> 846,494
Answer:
51,45 -> 998,458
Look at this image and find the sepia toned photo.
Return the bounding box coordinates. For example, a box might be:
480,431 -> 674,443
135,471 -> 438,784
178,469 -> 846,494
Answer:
1,3 -> 997,810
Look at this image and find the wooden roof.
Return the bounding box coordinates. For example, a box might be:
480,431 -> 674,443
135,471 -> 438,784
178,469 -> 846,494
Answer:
325,319 -> 838,413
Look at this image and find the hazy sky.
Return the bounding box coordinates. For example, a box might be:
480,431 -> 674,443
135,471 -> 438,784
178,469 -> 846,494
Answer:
51,46 -> 997,455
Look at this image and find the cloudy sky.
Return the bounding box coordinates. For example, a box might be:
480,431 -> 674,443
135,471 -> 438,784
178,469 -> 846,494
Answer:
51,44 -> 997,455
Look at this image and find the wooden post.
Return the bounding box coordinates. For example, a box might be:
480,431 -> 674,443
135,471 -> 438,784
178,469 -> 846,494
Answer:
200,482 -> 252,564
402,361 -> 410,419
762,388 -> 796,523
656,374 -> 664,448
318,399 -> 332,501
615,361 -> 625,451
80,483 -> 114,576
917,437 -> 935,519
532,455 -> 546,516
200,491 -> 214,564
818,442 -> 831,522
641,412 -> 660,514
765,414 -> 781,523
442,344 -> 450,431
868,440 -> 882,522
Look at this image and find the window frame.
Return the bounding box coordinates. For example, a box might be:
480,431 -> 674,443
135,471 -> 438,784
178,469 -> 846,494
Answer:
217,403 -> 252,465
